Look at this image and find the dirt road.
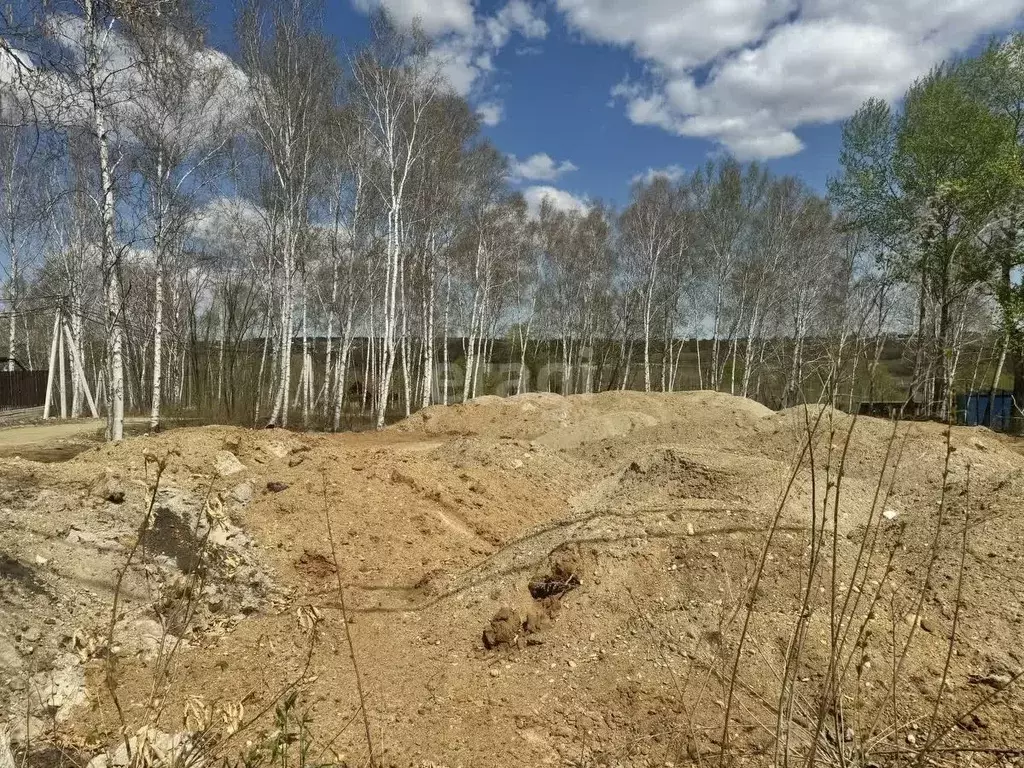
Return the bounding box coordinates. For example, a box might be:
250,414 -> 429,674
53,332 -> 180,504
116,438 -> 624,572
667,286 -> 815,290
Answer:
0,417 -> 151,461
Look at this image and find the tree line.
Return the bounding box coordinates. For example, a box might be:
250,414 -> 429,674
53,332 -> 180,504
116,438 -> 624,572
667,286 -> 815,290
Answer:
0,1 -> 1021,437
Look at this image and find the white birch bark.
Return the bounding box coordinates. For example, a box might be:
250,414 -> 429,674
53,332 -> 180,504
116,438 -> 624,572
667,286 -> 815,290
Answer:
149,263 -> 164,429
85,0 -> 124,441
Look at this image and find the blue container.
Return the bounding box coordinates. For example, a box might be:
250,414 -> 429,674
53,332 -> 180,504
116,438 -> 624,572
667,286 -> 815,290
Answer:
957,391 -> 1014,430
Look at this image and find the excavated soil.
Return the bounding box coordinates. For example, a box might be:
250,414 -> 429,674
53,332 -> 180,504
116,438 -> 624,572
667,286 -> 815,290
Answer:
2,391 -> 1024,767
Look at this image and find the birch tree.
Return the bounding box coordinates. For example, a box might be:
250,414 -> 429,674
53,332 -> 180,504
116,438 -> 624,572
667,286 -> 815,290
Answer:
690,160 -> 768,391
620,176 -> 684,392
0,122 -> 37,369
239,0 -> 337,427
74,0 -> 137,440
127,9 -> 240,429
349,14 -> 441,428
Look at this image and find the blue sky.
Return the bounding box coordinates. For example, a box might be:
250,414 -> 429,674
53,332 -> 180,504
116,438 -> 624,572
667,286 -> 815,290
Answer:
204,0 -> 1024,211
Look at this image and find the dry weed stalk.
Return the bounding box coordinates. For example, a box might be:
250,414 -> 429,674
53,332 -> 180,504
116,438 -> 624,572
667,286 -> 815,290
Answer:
719,402 -> 831,756
712,368 -> 1024,768
319,470 -> 376,768
92,448 -> 332,768
104,449 -> 175,761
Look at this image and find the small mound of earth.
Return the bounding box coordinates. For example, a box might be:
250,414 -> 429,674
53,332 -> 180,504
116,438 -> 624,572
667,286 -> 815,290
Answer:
528,548 -> 587,599
395,390 -> 773,445
611,446 -> 741,503
295,549 -> 336,582
398,392 -> 572,439
482,606 -> 529,649
0,440 -> 280,745
465,395 -> 506,406
481,601 -> 560,650
483,549 -> 587,650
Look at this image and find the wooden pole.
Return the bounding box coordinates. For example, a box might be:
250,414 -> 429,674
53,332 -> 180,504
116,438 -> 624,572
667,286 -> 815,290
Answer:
42,312 -> 60,420
63,321 -> 99,418
57,323 -> 67,419
96,370 -> 106,414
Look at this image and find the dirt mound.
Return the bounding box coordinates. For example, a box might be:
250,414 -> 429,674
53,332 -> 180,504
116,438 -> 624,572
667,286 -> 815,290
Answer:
396,389 -> 771,444
396,391 -> 572,439
0,431 -> 281,747
612,446 -> 743,503
5,396 -> 1024,768
532,410 -> 659,450
481,604 -> 554,650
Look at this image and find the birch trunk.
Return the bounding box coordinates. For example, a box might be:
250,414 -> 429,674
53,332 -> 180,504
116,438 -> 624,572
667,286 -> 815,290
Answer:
399,254 -> 412,417
5,245 -> 15,371
323,260 -> 338,414
332,316 -> 354,431
269,234 -> 294,426
462,234 -> 484,403
419,233 -> 436,409
740,300 -> 760,399
58,324 -> 67,419
254,303 -> 272,423
621,339 -> 633,391
86,0 -> 124,441
710,282 -> 725,390
70,308 -> 84,418
149,263 -> 164,428
442,257 -> 452,406
642,250 -> 659,393
300,290 -> 309,425
989,329 -> 1010,426
376,203 -> 403,428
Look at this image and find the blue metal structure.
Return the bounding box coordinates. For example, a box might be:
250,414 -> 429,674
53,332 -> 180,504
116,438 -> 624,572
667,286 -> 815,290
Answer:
957,390 -> 1015,430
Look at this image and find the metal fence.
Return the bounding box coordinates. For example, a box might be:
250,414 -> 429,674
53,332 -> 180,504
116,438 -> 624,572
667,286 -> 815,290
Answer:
0,360 -> 48,412
957,390 -> 1015,431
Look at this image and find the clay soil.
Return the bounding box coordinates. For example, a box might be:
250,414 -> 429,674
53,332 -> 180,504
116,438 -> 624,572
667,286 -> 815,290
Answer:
3,391 -> 1024,767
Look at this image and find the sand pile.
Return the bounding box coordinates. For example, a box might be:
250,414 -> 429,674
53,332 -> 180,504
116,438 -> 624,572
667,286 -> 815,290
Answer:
2,391 -> 1023,767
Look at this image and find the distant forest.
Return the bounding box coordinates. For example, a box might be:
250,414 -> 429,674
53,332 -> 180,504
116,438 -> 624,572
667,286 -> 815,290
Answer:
1,3 -> 1023,436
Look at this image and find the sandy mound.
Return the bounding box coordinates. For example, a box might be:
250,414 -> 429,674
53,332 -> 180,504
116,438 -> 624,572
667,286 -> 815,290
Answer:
532,410 -> 660,450
4,394 -> 1024,768
396,391 -> 573,439
396,389 -> 772,443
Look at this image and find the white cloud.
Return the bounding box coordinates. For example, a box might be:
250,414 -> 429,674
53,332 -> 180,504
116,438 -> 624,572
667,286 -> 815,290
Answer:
557,0 -> 795,71
523,185 -> 588,216
510,152 -> 578,181
486,0 -> 549,47
0,46 -> 33,82
631,164 -> 686,185
560,0 -> 1024,159
0,46 -> 37,123
192,196 -> 270,249
356,0 -> 547,105
427,40 -> 481,96
351,0 -> 475,36
6,14 -> 247,146
477,101 -> 504,126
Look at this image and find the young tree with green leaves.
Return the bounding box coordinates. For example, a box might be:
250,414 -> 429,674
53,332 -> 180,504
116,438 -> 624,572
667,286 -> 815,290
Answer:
831,60 -> 1022,420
